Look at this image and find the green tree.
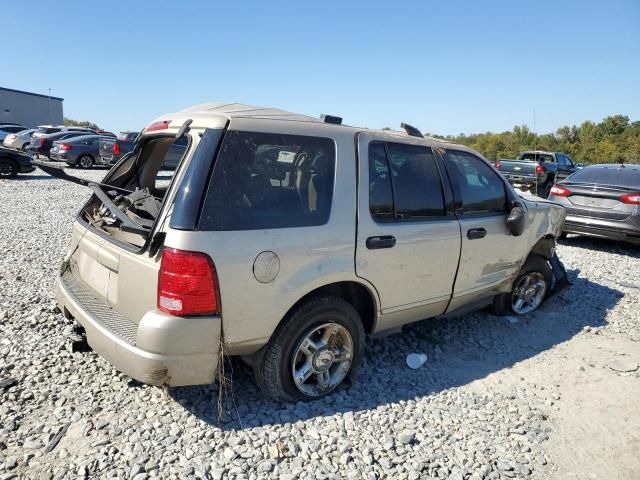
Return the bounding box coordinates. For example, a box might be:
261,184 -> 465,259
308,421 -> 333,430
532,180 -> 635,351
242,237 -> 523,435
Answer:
598,115 -> 629,136
64,117 -> 99,130
430,114 -> 636,165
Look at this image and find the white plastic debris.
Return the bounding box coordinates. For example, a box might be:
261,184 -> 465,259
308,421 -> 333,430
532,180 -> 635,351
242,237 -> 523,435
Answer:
406,353 -> 428,369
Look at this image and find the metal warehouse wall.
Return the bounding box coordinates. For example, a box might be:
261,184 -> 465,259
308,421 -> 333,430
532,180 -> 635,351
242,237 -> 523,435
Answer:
0,87 -> 64,128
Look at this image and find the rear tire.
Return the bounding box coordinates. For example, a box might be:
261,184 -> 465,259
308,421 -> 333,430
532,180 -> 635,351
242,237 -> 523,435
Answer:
0,158 -> 19,178
492,254 -> 553,316
254,296 -> 365,402
538,180 -> 552,198
78,155 -> 93,169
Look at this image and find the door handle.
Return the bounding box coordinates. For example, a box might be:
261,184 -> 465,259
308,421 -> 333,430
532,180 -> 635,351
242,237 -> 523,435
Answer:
366,235 -> 396,249
467,228 -> 487,240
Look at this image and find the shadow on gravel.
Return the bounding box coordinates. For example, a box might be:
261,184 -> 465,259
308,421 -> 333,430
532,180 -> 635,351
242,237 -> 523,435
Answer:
559,235 -> 640,258
11,174 -> 58,181
170,269 -> 623,430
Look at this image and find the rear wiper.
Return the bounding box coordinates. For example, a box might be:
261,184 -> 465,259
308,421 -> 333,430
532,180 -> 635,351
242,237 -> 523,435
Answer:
33,159 -> 133,195
88,184 -> 149,235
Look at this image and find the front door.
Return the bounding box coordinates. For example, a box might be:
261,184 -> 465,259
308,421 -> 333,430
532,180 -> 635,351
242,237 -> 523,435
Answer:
355,134 -> 461,330
440,149 -> 522,311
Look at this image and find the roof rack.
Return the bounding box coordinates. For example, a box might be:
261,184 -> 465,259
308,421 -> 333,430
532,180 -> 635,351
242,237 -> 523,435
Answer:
401,123 -> 423,137
320,114 -> 342,125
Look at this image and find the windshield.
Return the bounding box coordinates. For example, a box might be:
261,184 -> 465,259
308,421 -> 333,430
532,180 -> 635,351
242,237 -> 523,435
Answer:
566,166 -> 640,188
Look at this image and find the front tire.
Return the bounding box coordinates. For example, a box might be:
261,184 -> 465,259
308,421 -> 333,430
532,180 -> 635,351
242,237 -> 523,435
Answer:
0,158 -> 19,178
254,296 -> 365,402
492,255 -> 553,316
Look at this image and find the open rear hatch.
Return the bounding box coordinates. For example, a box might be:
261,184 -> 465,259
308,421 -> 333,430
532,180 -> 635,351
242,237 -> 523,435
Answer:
37,126 -> 193,323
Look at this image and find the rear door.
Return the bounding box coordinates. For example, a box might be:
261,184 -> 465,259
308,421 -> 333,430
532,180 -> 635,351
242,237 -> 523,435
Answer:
442,149 -> 522,311
355,134 -> 461,330
555,154 -> 575,182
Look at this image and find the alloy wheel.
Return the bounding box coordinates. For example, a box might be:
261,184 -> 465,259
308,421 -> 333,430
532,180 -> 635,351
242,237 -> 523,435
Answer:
511,272 -> 547,314
291,322 -> 353,397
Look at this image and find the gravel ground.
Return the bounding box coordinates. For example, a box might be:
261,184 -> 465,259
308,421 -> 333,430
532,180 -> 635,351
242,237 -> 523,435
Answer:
0,169 -> 639,480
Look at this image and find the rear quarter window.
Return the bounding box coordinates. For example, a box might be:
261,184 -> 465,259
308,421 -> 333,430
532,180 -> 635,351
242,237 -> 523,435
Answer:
199,131 -> 336,230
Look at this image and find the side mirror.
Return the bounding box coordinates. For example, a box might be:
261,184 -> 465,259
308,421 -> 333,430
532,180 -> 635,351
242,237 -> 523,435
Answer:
506,202 -> 526,236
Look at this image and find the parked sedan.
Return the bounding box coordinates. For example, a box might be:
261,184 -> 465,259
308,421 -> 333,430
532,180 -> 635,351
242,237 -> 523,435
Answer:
548,164 -> 640,244
50,135 -> 111,168
2,128 -> 35,150
0,124 -> 28,143
32,125 -> 96,139
0,146 -> 35,178
29,131 -> 96,158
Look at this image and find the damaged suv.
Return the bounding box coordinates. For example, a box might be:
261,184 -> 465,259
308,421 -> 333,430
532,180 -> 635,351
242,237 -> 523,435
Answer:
51,103 -> 568,401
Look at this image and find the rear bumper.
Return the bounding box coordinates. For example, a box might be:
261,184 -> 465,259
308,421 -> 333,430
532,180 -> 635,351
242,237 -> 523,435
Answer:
564,216 -> 640,244
55,271 -> 221,386
100,155 -> 117,165
504,173 -> 538,185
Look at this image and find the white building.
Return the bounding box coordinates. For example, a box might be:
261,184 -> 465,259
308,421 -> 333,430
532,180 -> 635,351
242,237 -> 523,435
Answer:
0,87 -> 64,127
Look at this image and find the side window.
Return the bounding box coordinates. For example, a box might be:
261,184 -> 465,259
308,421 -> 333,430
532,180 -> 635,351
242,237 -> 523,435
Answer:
444,150 -> 507,215
200,131 -> 336,230
368,142 -> 445,220
386,143 -> 446,218
368,142 -> 394,220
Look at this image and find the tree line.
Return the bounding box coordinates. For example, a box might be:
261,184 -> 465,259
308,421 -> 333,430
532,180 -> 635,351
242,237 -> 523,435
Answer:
429,115 -> 640,164
63,117 -> 99,130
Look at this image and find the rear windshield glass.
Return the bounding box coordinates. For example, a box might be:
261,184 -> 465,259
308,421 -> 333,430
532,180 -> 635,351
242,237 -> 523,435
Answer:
566,167 -> 640,188
200,131 -> 336,230
520,153 -> 554,163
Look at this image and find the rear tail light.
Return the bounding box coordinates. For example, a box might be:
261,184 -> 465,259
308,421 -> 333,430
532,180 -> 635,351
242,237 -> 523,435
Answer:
495,160 -> 500,170
620,193 -> 640,205
60,143 -> 72,151
536,164 -> 543,176
549,184 -> 571,197
157,248 -> 219,316
112,142 -> 121,155
145,120 -> 170,132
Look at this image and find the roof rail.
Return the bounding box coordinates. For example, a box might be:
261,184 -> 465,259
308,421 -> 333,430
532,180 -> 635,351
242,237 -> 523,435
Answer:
320,114 -> 342,125
401,123 -> 423,137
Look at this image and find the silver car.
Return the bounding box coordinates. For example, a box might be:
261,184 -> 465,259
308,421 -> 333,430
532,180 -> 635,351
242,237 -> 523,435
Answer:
3,128 -> 35,151
53,102 -> 568,401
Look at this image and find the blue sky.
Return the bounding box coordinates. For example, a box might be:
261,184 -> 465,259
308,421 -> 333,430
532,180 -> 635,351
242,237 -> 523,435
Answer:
2,0 -> 638,135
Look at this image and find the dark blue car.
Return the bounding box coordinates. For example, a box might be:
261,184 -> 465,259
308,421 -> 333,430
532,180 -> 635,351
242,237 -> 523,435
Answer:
49,135 -> 113,168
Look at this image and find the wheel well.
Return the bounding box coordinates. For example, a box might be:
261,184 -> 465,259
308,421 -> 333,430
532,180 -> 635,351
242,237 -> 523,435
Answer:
530,234 -> 556,259
285,282 -> 377,334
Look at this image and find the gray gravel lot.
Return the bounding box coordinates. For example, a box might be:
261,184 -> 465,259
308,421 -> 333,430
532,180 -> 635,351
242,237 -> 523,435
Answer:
0,169 -> 639,480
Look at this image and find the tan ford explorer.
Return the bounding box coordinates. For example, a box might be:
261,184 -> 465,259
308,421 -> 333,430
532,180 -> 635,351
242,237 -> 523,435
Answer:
50,102 -> 569,402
